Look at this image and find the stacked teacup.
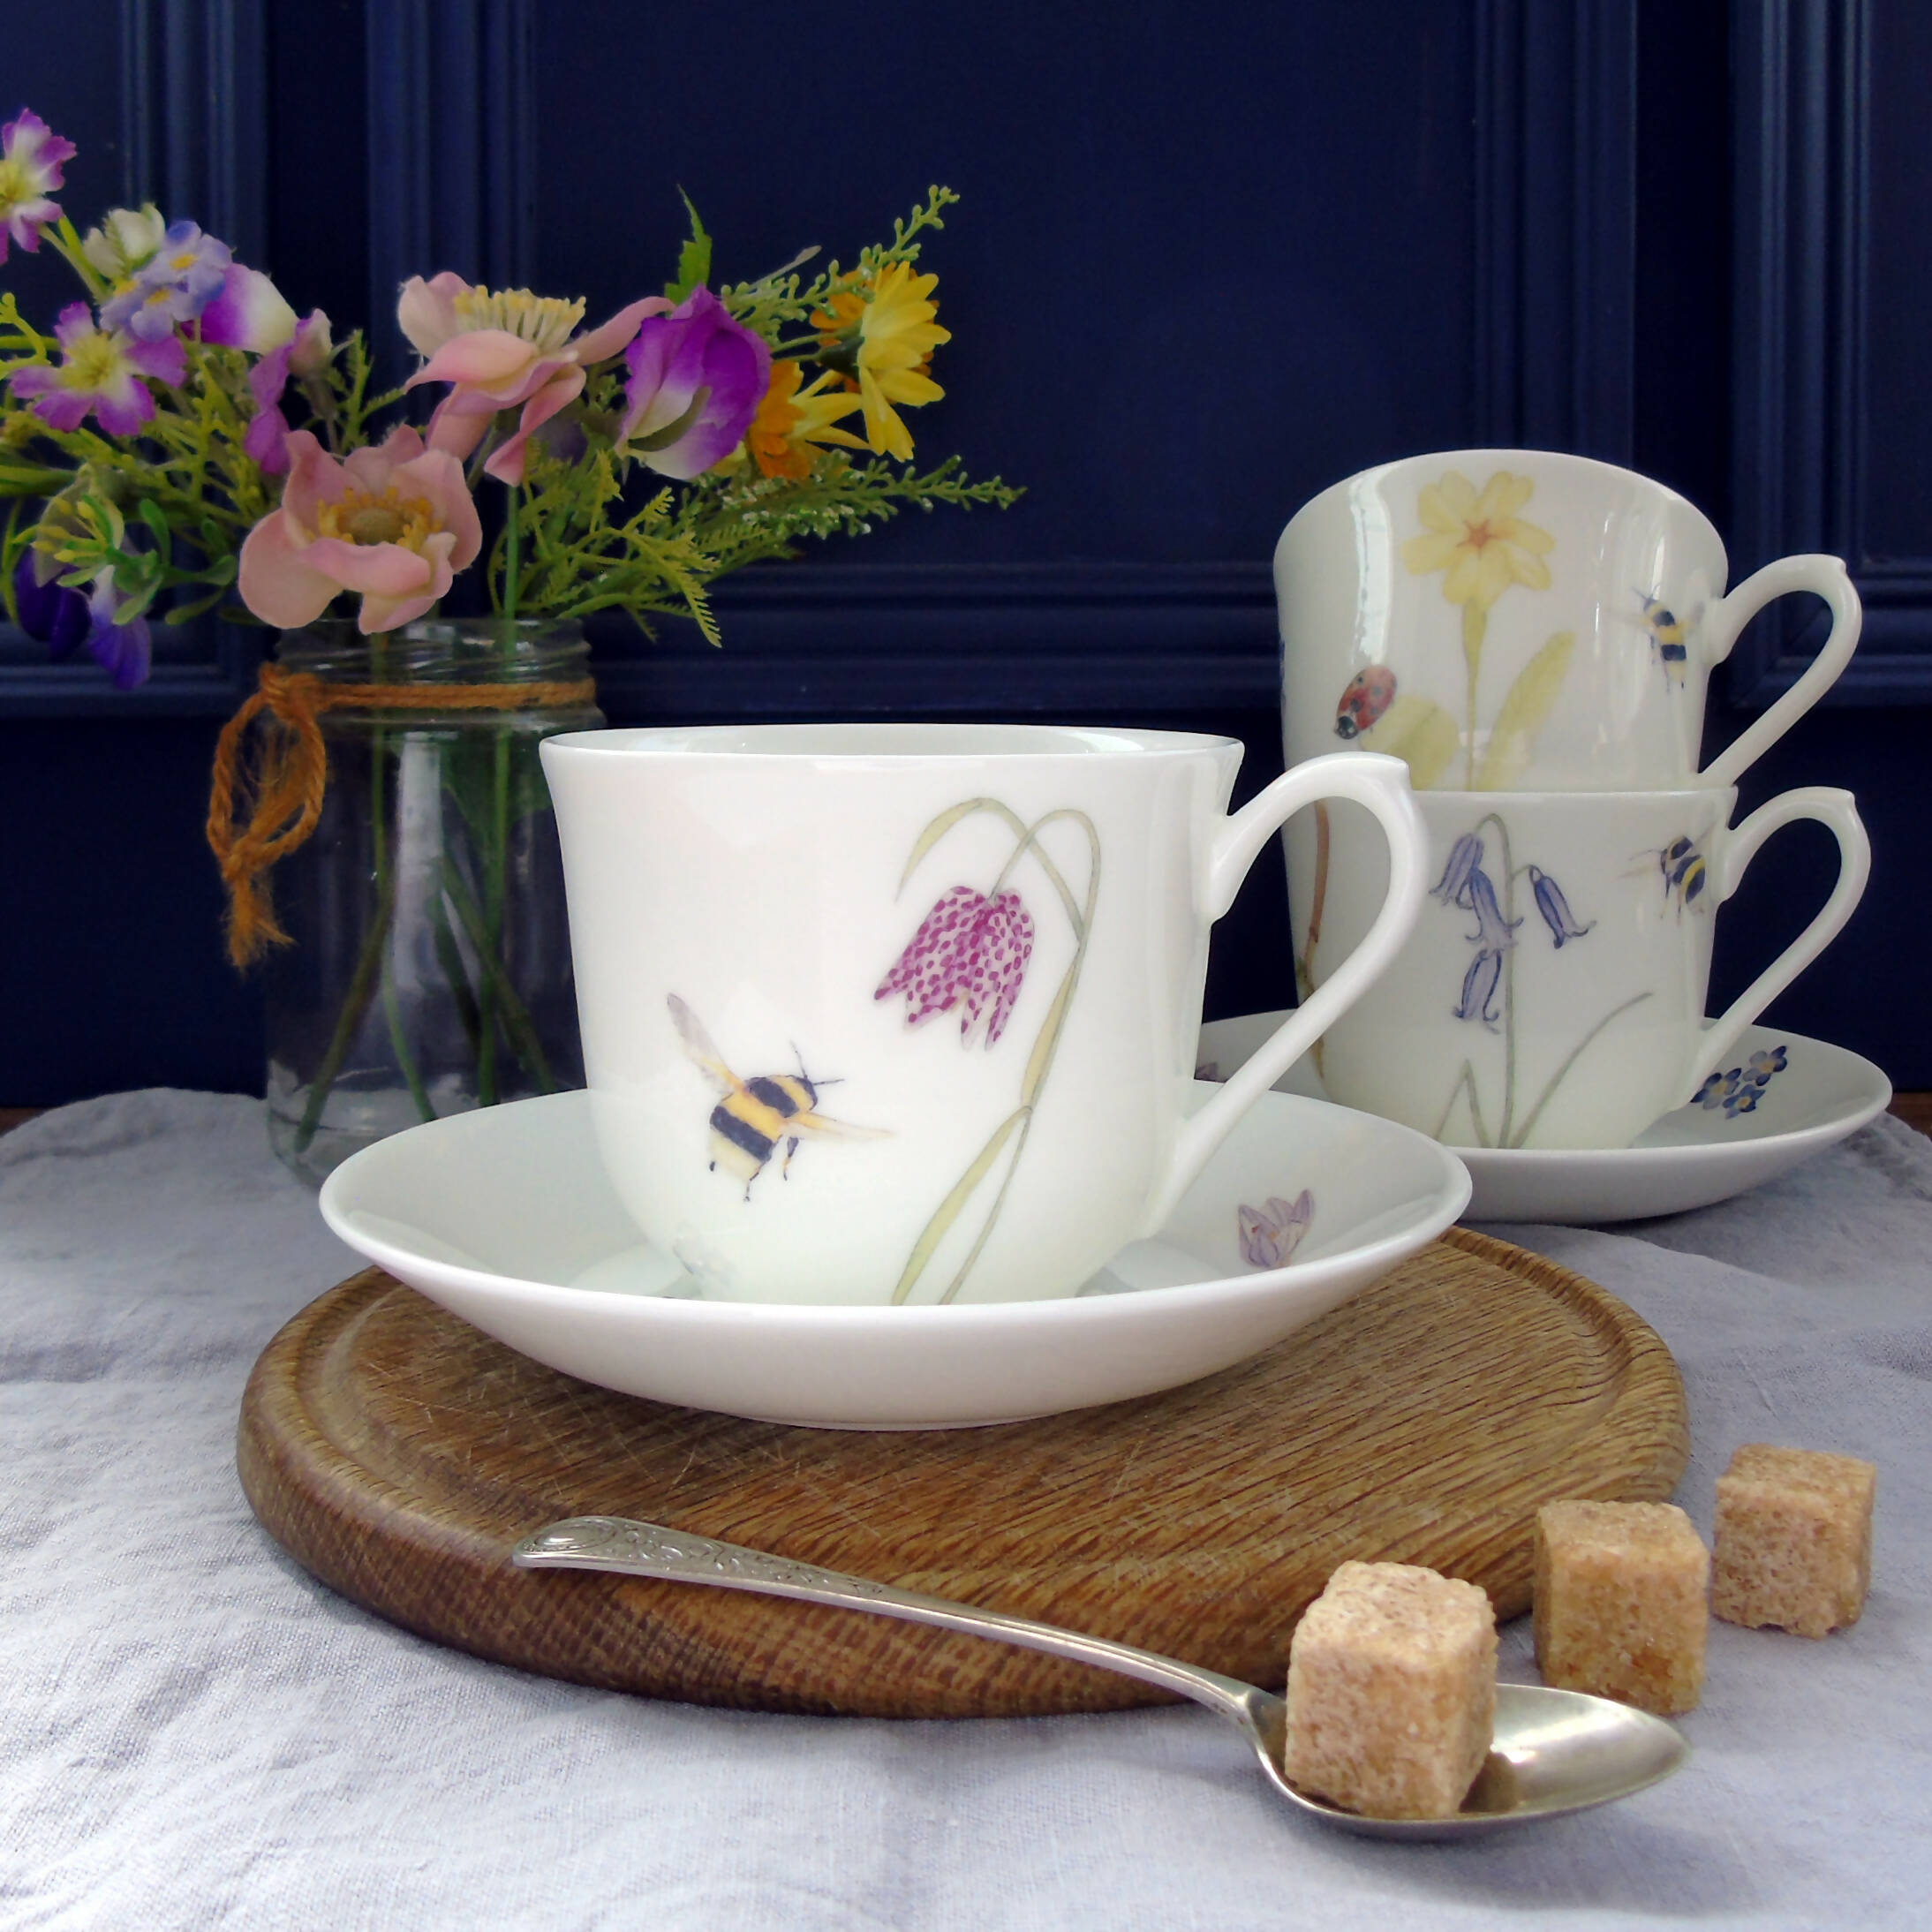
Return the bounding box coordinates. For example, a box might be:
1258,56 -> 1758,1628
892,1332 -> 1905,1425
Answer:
1274,450 -> 1868,1151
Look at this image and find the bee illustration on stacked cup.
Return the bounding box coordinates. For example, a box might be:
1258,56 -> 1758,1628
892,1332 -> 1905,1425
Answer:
1277,449 -> 1868,1151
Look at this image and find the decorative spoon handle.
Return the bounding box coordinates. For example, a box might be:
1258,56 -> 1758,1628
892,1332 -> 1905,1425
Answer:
513,1514 -> 1259,1722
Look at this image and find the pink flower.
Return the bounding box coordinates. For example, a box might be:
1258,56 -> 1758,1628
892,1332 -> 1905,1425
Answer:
8,302 -> 186,434
0,109 -> 76,264
238,426 -> 483,634
876,884 -> 1035,1047
621,286 -> 771,479
398,274 -> 663,485
1237,1193 -> 1315,1269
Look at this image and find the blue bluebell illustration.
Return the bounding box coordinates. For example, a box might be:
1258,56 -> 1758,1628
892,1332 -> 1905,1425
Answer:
1528,864 -> 1595,947
1431,833 -> 1484,907
1460,865 -> 1521,953
1694,1043 -> 1790,1118
1433,834 -> 1521,1029
1455,947 -> 1506,1026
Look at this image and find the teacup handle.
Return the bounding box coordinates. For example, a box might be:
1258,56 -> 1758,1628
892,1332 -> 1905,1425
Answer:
1699,556 -> 1860,790
1679,786 -> 1871,1106
1143,751 -> 1426,1233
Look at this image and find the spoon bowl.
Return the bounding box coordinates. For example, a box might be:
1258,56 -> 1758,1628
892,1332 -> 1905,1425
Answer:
513,1514 -> 1687,1838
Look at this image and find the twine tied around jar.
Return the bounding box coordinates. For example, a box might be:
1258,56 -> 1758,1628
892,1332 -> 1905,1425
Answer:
206,660 -> 598,968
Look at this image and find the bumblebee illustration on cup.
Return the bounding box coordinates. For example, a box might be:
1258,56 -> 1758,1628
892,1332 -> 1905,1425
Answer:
668,994 -> 887,1200
1630,833 -> 1710,917
1622,589 -> 1704,687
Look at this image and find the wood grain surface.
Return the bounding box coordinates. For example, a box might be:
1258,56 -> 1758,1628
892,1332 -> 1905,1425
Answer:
237,1228 -> 1688,1718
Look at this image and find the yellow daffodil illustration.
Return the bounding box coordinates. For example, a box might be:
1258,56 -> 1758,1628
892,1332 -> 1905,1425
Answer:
1393,469 -> 1563,788
1401,470 -> 1554,610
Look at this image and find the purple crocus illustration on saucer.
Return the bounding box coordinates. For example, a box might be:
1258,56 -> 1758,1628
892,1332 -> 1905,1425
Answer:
1238,1191 -> 1314,1268
875,882 -> 1036,1046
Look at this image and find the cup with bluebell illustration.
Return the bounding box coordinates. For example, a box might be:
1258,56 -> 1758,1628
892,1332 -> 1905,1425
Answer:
1278,449 -> 1860,793
542,724 -> 1428,1305
1283,784 -> 1868,1149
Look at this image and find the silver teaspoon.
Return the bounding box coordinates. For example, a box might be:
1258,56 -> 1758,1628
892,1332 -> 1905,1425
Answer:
512,1514 -> 1687,1840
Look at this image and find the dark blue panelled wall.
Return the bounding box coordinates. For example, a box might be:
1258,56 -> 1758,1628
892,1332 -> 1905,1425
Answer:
2,0 -> 1926,1103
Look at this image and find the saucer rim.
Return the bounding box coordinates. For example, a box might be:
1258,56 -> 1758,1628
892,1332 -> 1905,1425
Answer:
319,1083 -> 1474,1325
1196,1013 -> 1891,1167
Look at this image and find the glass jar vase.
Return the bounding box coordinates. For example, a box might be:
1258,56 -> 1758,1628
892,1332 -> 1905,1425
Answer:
260,617 -> 603,1184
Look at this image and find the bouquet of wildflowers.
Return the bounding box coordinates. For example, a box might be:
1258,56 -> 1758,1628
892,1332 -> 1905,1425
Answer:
0,102 -> 1017,683
1,104 -> 1018,1172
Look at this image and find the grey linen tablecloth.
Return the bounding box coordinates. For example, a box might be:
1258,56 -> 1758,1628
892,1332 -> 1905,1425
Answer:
4,1090 -> 1928,1931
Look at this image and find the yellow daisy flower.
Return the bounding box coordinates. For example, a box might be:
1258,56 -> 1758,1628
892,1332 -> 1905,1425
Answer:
747,359 -> 867,480
1401,471 -> 1555,610
814,261 -> 950,461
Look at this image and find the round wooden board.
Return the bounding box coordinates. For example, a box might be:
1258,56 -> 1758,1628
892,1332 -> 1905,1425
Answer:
238,1228 -> 1687,1718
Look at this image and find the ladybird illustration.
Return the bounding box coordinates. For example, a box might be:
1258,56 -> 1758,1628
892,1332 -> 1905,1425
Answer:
1333,666 -> 1397,740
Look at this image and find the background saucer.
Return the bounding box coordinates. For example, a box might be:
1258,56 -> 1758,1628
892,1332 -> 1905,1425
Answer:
1196,1014 -> 1890,1223
318,1083 -> 1468,1428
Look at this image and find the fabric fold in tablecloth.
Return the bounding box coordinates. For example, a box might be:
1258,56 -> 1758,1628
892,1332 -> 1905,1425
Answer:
4,1090 -> 1928,1930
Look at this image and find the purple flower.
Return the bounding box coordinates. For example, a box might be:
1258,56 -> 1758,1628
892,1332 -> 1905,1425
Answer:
0,109 -> 76,263
197,263 -> 298,354
1528,864 -> 1594,947
1435,829 -> 1517,1029
12,549 -> 89,656
244,340 -> 295,472
876,882 -> 1036,1047
621,286 -> 771,479
1454,947 -> 1506,1027
100,220 -> 232,340
1238,1191 -> 1314,1268
8,302 -> 187,434
1460,864 -> 1521,955
240,311 -> 329,474
1431,832 -> 1484,905
81,570 -> 151,689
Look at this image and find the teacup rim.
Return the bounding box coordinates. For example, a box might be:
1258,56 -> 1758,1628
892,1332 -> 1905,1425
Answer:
541,722 -> 1246,764
1279,445 -> 1728,564
1396,782 -> 1743,810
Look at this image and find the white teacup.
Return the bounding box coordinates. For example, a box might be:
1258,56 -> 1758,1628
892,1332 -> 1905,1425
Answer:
542,725 -> 1426,1305
1278,449 -> 1860,792
1284,785 -> 1869,1150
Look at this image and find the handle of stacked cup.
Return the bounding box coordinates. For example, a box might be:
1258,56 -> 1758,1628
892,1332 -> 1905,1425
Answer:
1700,556 -> 1860,791
1676,787 -> 1872,1109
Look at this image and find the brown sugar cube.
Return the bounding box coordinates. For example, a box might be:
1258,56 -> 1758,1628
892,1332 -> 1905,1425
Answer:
1283,1560 -> 1497,1821
1534,1501 -> 1709,1715
1713,1445 -> 1876,1638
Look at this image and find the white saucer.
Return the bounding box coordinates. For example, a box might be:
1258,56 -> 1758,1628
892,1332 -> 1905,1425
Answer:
1196,1014 -> 1891,1225
318,1083 -> 1469,1430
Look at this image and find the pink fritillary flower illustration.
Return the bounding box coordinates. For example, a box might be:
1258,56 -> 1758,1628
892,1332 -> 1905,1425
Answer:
1238,1191 -> 1315,1269
876,883 -> 1035,1047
